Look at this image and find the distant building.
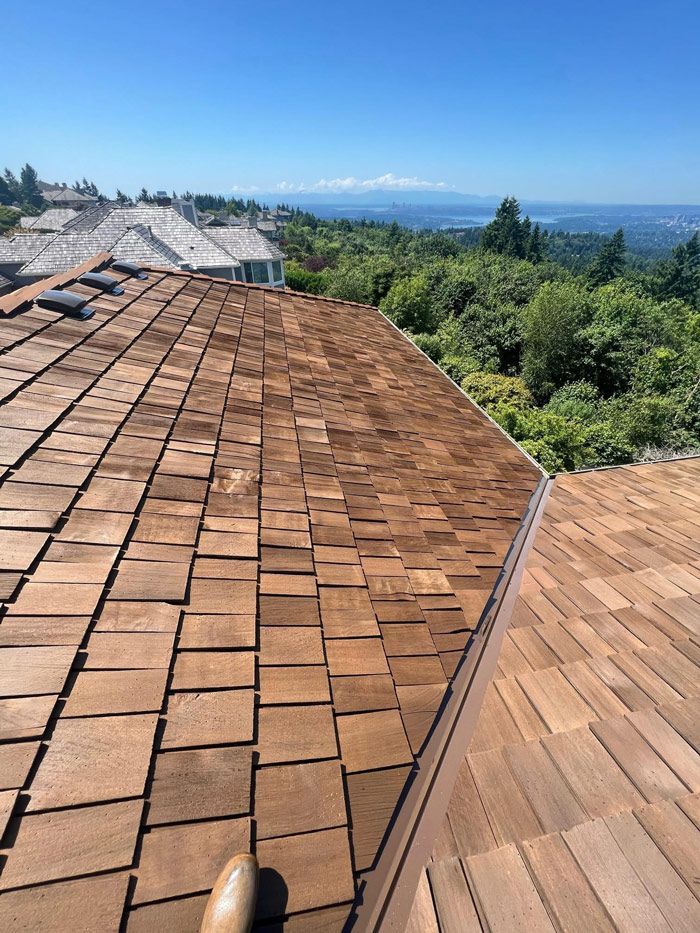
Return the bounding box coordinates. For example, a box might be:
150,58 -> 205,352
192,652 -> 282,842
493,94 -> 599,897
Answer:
0,233 -> 56,282
19,208 -> 80,232
0,202 -> 285,290
206,226 -> 286,286
42,187 -> 98,210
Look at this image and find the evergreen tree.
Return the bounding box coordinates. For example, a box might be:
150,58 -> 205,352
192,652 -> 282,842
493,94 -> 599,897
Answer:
115,189 -> 129,204
657,232 -> 700,309
588,228 -> 626,286
0,174 -> 13,205
481,196 -> 527,258
138,187 -> 151,203
4,170 -> 20,202
19,163 -> 43,207
527,223 -> 546,263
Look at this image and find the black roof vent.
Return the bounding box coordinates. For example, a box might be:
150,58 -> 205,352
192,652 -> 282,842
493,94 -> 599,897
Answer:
77,271 -> 125,295
111,260 -> 148,280
36,289 -> 95,320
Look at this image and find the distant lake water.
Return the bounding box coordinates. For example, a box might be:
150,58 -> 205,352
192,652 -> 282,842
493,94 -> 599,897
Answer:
299,202 -> 700,237
329,205 -> 560,226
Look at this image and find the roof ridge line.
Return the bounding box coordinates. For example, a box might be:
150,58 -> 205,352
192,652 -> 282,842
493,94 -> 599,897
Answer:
0,251 -> 113,316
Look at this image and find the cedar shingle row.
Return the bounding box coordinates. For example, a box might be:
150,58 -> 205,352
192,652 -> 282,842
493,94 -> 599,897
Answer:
413,458 -> 700,933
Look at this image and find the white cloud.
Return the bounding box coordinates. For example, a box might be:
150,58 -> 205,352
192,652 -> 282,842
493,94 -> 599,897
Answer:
230,184 -> 261,194
231,173 -> 452,195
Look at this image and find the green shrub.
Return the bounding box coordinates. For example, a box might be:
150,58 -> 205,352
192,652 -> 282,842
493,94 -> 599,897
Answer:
380,274 -> 435,331
284,261 -> 325,294
461,372 -> 533,412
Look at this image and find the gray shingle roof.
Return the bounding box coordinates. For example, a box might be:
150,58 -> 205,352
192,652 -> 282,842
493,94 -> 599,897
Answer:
15,233 -> 111,276
205,226 -> 285,261
18,205 -> 241,276
61,203 -> 115,233
111,226 -> 181,268
0,234 -> 57,265
113,207 -> 237,267
19,208 -> 79,232
44,188 -> 97,204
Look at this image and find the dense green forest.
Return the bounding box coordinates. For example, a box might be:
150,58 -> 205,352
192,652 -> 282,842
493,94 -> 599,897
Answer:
282,198 -> 700,472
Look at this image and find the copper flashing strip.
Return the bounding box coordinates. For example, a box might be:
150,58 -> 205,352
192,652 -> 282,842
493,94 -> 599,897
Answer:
0,251 -> 112,315
347,474 -> 553,933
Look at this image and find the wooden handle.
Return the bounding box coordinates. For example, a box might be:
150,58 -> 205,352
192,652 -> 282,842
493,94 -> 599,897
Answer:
201,853 -> 259,933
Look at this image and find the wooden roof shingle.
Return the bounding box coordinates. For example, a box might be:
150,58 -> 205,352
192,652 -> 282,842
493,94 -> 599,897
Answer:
412,458 -> 700,933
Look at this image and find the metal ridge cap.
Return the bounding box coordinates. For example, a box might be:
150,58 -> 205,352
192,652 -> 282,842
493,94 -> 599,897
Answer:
347,474 -> 553,933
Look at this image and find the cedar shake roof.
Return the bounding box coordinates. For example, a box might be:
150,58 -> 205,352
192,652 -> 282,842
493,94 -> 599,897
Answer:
43,188 -> 97,205
411,458 -> 700,932
0,256 -> 543,929
19,209 -> 79,232
200,226 -> 285,262
19,206 -> 239,278
0,234 -> 56,266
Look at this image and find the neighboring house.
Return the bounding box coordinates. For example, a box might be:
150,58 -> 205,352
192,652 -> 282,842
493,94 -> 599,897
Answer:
0,233 -> 56,281
0,271 -> 12,295
12,204 -> 243,283
256,218 -> 282,241
206,226 -> 286,285
19,208 -> 79,232
1,202 -> 285,287
199,208 -> 287,241
198,212 -> 243,229
42,186 -> 98,210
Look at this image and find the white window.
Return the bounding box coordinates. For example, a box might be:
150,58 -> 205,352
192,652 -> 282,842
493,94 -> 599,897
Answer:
243,261 -> 270,284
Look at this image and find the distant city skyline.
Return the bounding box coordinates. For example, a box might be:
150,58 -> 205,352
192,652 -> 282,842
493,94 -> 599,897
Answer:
2,0 -> 699,204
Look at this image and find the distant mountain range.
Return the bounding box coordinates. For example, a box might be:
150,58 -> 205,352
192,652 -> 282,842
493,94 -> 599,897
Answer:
234,189 -> 700,210
248,189 -> 503,207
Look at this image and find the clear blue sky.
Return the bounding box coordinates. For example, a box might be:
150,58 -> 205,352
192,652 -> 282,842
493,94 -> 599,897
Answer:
3,0 -> 698,203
